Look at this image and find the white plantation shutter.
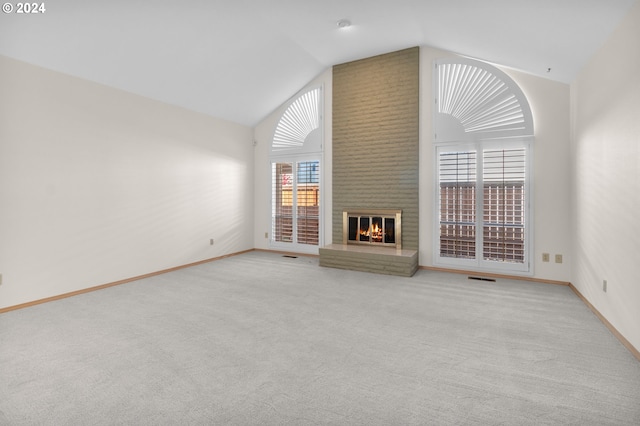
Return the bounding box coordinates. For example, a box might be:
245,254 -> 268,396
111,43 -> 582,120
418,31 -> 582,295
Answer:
435,58 -> 533,142
272,87 -> 321,154
439,151 -> 477,259
482,148 -> 526,263
272,162 -> 293,243
270,160 -> 320,247
296,161 -> 320,245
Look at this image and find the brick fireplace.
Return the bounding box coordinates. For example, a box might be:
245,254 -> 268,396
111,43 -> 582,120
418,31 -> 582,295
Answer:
319,47 -> 419,277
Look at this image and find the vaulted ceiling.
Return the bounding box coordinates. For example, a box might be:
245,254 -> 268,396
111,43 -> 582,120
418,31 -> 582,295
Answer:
1,0 -> 637,126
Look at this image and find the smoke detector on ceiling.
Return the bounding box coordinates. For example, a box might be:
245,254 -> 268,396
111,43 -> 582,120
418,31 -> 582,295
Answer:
337,19 -> 351,29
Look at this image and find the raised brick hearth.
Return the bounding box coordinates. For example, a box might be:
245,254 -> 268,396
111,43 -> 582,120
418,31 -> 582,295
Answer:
319,244 -> 418,277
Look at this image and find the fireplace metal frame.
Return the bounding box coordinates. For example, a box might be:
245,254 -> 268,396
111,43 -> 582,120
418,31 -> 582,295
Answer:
343,209 -> 402,249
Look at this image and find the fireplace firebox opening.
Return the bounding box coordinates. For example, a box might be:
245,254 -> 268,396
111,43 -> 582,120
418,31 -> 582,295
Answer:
343,209 -> 402,249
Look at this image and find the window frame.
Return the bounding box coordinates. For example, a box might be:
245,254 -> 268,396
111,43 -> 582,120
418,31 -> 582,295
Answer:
432,57 -> 535,276
269,84 -> 324,255
269,155 -> 323,254
433,139 -> 533,275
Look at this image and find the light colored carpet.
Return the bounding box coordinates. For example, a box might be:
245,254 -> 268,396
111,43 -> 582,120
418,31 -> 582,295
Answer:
1,251 -> 639,425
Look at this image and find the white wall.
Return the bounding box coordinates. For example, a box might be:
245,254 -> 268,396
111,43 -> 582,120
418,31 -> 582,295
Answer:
418,45 -> 448,270
418,46 -> 572,282
0,56 -> 254,309
570,1 -> 640,352
509,69 -> 572,282
253,69 -> 333,252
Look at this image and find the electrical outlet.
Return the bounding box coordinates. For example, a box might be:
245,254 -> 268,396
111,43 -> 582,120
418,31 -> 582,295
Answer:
210,239 -> 214,245
542,253 -> 550,262
603,280 -> 607,292
265,232 -> 268,239
555,254 -> 563,264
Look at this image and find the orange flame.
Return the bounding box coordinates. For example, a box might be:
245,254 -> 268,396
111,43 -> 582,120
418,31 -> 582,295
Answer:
360,222 -> 384,242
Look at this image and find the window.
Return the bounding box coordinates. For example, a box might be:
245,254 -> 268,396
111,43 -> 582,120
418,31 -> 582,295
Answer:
482,148 -> 526,263
272,162 -> 294,243
296,161 -> 320,245
439,150 -> 477,259
434,58 -> 533,273
437,145 -> 528,269
270,86 -> 323,253
272,161 -> 320,246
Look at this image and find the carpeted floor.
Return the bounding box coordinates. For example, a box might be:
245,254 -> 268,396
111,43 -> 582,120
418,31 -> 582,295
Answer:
1,251 -> 639,425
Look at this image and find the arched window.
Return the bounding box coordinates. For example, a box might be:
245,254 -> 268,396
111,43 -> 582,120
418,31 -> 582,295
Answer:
270,86 -> 323,254
433,58 -> 534,274
271,87 -> 322,154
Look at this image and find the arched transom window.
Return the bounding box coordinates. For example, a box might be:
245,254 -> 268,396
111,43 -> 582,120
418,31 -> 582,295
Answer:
271,87 -> 322,154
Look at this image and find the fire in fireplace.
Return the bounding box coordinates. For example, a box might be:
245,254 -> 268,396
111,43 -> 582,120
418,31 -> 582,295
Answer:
343,209 -> 402,249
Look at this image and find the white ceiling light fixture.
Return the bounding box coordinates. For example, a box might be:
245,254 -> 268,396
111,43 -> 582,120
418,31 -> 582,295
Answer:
336,19 -> 351,29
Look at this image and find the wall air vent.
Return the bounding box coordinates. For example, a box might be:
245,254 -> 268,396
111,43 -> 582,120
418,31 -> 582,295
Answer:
468,276 -> 497,282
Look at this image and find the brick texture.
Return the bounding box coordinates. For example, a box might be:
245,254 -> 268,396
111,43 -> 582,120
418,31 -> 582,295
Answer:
332,47 -> 420,250
319,246 -> 418,277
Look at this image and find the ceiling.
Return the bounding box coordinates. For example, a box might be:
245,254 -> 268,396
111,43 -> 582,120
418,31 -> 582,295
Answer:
1,0 -> 637,127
